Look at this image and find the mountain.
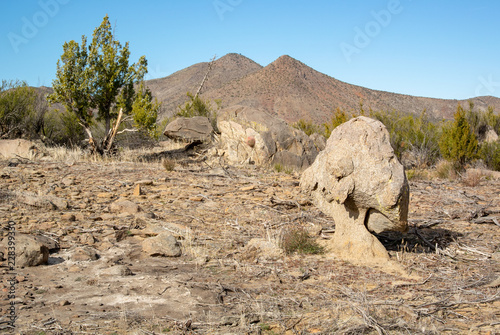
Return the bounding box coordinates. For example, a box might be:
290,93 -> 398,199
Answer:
147,54 -> 500,124
146,53 -> 262,116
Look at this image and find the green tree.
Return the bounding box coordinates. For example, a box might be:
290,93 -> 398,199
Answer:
439,104 -> 478,170
48,15 -> 153,154
131,82 -> 161,139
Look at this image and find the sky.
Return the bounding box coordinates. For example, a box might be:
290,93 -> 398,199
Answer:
1,0 -> 499,100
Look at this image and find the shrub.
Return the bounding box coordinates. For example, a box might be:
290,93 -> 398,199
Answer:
0,80 -> 45,139
434,159 -> 457,180
478,141 -> 500,171
162,158 -> 176,172
323,108 -> 352,138
439,104 -> 478,171
280,228 -> 324,255
292,119 -> 321,136
462,169 -> 482,187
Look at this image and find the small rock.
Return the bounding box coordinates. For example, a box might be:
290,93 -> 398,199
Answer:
240,185 -> 256,191
101,265 -> 134,276
133,184 -> 143,196
97,192 -> 114,199
62,177 -> 75,186
79,233 -> 96,245
60,300 -> 71,306
71,246 -> 99,262
136,180 -> 153,186
142,232 -> 182,257
61,213 -> 76,222
110,199 -> 141,214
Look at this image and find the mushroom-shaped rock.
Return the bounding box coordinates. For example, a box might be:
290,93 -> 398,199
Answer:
300,117 -> 409,268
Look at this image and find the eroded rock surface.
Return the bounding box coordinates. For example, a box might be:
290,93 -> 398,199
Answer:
218,105 -> 319,170
301,116 -> 409,268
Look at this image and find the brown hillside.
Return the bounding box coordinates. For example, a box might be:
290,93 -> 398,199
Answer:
146,53 -> 262,116
202,54 -> 500,123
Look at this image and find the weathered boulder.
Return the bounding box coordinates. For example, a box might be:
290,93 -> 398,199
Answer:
217,106 -> 319,170
300,117 -> 409,269
163,116 -> 213,142
0,139 -> 41,159
142,232 -> 182,257
1,234 -> 49,267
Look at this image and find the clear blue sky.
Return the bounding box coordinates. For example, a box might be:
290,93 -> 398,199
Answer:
1,0 -> 499,100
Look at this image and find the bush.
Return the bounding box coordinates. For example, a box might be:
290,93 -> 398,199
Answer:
439,104 -> 478,171
0,80 -> 43,139
323,108 -> 352,138
280,228 -> 324,255
292,119 -> 321,136
478,141 -> 500,171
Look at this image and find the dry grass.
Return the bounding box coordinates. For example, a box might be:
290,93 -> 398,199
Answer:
433,159 -> 457,180
462,169 -> 482,187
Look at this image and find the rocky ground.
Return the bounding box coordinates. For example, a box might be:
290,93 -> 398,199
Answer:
0,154 -> 499,334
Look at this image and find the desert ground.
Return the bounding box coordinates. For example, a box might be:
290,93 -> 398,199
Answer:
0,148 -> 499,335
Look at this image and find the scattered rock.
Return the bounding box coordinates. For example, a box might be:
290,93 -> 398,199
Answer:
61,213 -> 76,222
301,117 -> 409,269
79,233 -> 96,245
142,232 -> 182,257
110,199 -> 141,214
1,234 -> 49,267
71,246 -> 99,262
242,238 -> 283,262
100,265 -> 134,277
133,184 -> 143,196
62,177 -> 75,186
136,179 -> 153,186
15,192 -> 68,210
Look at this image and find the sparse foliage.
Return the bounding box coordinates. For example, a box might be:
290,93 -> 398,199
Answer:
292,119 -> 321,136
323,108 -> 351,138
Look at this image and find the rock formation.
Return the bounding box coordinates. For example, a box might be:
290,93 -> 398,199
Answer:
163,116 -> 213,142
300,116 -> 409,269
217,105 -> 319,170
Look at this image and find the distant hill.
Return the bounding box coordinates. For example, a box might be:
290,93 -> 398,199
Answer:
146,54 -> 500,124
145,53 -> 262,117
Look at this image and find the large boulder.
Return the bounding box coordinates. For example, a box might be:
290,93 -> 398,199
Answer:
217,106 -> 319,170
142,232 -> 182,257
0,139 -> 40,159
300,117 -> 409,269
1,234 -> 49,267
163,116 -> 213,142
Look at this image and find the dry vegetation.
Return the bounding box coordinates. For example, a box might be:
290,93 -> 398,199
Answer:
0,146 -> 499,334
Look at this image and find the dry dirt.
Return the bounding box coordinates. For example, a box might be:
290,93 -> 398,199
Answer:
0,155 -> 499,334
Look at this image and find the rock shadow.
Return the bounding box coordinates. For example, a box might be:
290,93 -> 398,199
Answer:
375,227 -> 463,254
